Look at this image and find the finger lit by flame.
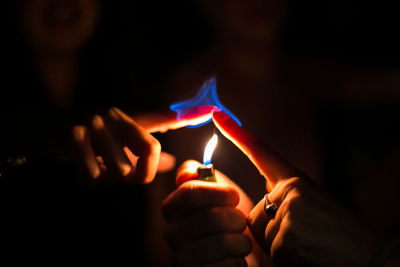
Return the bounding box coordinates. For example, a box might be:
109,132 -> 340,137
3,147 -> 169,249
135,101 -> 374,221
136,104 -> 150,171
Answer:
203,134 -> 218,165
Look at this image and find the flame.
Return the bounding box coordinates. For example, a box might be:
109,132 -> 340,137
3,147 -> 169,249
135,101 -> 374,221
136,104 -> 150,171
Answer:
203,134 -> 218,165
170,76 -> 241,128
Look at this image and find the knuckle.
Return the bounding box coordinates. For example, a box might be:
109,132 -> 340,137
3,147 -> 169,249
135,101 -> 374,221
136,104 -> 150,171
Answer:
289,177 -> 306,190
246,208 -> 258,227
279,198 -> 291,214
284,177 -> 302,190
280,196 -> 301,213
143,136 -> 161,155
280,177 -> 305,200
220,187 -> 240,207
152,138 -> 162,153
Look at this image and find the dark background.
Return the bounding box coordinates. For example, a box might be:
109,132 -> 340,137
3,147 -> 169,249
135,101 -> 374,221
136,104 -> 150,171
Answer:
1,0 -> 399,265
121,0 -> 400,73
3,0 -> 400,92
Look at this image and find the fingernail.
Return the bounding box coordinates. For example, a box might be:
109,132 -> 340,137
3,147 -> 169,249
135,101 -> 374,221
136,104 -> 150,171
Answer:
73,126 -> 86,142
108,107 -> 120,121
90,165 -> 101,179
92,115 -> 104,130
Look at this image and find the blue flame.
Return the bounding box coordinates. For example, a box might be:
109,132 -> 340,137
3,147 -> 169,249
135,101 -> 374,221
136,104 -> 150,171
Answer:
169,77 -> 241,128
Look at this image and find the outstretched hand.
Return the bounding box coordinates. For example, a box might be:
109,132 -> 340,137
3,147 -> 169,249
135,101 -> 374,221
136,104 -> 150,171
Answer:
212,109 -> 381,266
72,106 -> 216,185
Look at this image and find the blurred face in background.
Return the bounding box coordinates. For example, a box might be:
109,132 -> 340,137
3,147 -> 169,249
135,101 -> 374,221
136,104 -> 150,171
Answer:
17,0 -> 100,55
196,0 -> 286,44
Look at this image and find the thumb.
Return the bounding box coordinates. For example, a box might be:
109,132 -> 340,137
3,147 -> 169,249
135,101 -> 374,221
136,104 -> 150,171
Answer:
176,160 -> 254,213
175,160 -> 203,186
212,109 -> 304,190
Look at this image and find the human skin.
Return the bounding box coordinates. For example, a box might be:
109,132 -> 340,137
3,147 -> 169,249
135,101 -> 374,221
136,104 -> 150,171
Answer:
162,159 -> 264,266
212,109 -> 383,266
0,104 -> 216,185
71,106 -> 217,185
13,1 -> 219,185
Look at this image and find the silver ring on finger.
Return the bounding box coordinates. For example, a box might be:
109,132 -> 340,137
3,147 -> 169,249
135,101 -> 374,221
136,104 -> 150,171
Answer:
264,194 -> 278,215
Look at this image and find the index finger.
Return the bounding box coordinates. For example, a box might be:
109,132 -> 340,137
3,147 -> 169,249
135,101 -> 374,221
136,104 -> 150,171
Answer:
132,105 -> 217,133
212,109 -> 303,189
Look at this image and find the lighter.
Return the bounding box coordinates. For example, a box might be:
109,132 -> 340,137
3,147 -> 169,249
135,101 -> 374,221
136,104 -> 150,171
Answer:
197,134 -> 218,182
197,164 -> 216,182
